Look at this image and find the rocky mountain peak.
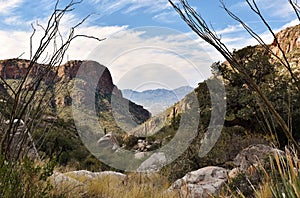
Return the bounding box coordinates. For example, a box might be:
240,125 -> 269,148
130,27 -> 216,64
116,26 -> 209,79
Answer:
58,60 -> 122,96
0,59 -> 150,127
271,24 -> 300,60
0,59 -> 122,97
0,59 -> 40,79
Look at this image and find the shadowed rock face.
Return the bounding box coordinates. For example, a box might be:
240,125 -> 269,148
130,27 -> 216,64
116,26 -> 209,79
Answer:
0,59 -> 122,97
58,60 -> 122,96
0,59 -> 34,79
0,59 -> 151,147
233,144 -> 284,171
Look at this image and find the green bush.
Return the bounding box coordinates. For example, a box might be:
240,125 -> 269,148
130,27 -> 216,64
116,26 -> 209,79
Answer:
0,156 -> 56,197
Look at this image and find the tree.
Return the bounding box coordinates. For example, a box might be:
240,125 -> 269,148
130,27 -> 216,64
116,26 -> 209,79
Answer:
169,0 -> 300,153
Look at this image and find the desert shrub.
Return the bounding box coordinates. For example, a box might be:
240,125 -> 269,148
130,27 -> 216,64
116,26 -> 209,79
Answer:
0,156 -> 56,197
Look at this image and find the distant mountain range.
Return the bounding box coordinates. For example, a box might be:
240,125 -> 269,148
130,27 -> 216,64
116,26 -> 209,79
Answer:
122,86 -> 194,115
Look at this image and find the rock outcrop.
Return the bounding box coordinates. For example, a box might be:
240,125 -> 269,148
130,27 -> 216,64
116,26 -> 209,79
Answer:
230,144 -> 284,177
270,24 -> 300,74
169,166 -> 228,198
51,170 -> 126,197
0,59 -> 151,128
271,24 -> 300,57
0,59 -> 41,79
58,60 -> 122,96
137,152 -> 167,172
97,132 -> 120,151
168,144 -> 285,197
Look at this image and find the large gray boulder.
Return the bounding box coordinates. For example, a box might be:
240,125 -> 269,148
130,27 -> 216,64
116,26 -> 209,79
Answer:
169,166 -> 228,198
50,172 -> 86,196
233,144 -> 283,171
227,144 -> 284,180
66,170 -> 126,179
51,170 -> 126,196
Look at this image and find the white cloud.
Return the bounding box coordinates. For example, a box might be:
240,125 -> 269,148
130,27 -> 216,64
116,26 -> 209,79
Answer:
87,27 -> 213,90
216,24 -> 244,35
278,19 -> 299,30
90,0 -> 171,15
0,18 -> 127,62
3,16 -> 23,25
1,22 -> 212,90
2,0 -> 298,91
0,30 -> 29,58
0,0 -> 23,14
153,11 -> 178,23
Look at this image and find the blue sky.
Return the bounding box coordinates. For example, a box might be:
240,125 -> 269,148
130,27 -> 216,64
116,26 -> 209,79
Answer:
0,0 -> 299,90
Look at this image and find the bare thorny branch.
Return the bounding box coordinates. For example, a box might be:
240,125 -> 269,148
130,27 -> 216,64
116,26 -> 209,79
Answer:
223,0 -> 300,91
289,0 -> 300,21
0,0 -> 104,161
169,0 -> 300,153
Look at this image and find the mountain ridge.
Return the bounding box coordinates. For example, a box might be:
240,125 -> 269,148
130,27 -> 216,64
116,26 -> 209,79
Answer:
122,85 -> 194,115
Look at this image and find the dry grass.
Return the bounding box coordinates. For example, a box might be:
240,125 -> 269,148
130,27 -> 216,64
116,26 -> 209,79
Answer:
218,147 -> 300,198
50,171 -> 177,198
255,147 -> 300,198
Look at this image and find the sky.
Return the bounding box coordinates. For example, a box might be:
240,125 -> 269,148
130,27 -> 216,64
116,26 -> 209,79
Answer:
0,0 -> 299,91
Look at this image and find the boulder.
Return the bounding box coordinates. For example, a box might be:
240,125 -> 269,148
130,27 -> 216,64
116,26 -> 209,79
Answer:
50,172 -> 86,196
233,144 -> 283,171
137,152 -> 167,172
51,170 -> 126,196
169,166 -> 228,198
65,170 -> 126,180
134,152 -> 148,159
97,132 -> 119,150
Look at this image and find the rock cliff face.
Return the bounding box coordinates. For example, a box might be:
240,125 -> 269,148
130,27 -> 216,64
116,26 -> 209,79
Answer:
0,59 -> 122,97
58,60 -> 122,96
270,24 -> 300,69
271,24 -> 300,56
0,59 -> 150,130
0,59 -> 30,79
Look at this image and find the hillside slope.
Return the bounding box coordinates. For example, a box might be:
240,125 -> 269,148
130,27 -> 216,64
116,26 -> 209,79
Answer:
0,59 -> 151,169
123,24 -> 300,180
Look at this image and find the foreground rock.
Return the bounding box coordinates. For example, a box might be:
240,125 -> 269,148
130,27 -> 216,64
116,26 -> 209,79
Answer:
233,144 -> 283,171
50,172 -> 86,197
1,119 -> 39,160
50,170 -> 126,196
227,144 -> 284,180
169,166 -> 228,198
65,170 -> 126,179
168,144 -> 284,197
